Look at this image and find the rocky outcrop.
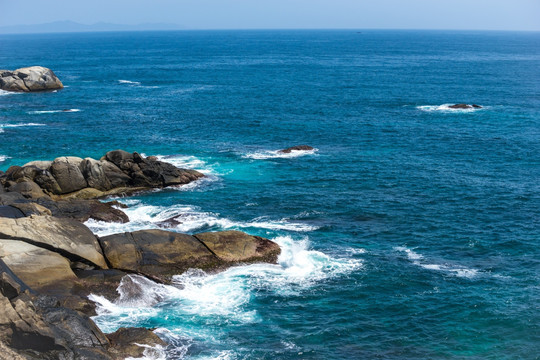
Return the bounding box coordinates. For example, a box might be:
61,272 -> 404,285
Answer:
0,213 -> 281,358
1,150 -> 203,199
0,66 -> 63,92
0,215 -> 108,269
99,229 -> 281,282
279,145 -> 315,153
448,103 -> 482,109
99,230 -> 222,282
0,150 -> 203,224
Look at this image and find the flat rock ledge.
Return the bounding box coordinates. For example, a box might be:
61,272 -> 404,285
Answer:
0,150 -> 204,223
0,66 -> 63,92
0,214 -> 281,359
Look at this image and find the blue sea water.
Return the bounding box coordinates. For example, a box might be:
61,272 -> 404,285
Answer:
1,30 -> 540,359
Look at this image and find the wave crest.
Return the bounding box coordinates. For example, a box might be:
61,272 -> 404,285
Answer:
243,148 -> 318,160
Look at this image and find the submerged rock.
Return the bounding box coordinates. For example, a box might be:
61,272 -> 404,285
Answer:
448,103 -> 482,109
0,66 -> 63,92
278,145 -> 315,153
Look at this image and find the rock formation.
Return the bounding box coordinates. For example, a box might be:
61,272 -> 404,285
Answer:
448,103 -> 482,109
279,145 -> 315,153
0,66 -> 63,92
0,150 -> 204,223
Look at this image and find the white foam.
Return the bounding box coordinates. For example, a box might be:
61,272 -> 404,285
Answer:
91,235 -> 362,333
243,148 -> 318,160
0,123 -> 46,130
125,344 -> 167,360
85,202 -> 319,237
27,109 -> 80,114
0,155 -> 9,162
416,104 -> 484,113
119,79 -> 141,85
0,89 -> 23,96
395,246 -> 479,278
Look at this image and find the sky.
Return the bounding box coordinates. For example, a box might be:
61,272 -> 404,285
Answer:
0,0 -> 539,31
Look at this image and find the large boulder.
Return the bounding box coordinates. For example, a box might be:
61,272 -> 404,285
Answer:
0,215 -> 108,269
0,66 -> 63,92
99,230 -> 220,281
50,156 -> 88,194
195,230 -> 281,263
99,230 -> 281,282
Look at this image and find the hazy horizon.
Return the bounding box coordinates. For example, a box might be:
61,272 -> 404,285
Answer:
1,0 -> 539,32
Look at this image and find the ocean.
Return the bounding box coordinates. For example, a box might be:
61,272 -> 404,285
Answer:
1,30 -> 539,359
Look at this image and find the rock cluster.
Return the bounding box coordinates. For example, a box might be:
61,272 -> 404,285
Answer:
0,66 -> 63,92
0,150 -> 282,358
0,150 -> 204,224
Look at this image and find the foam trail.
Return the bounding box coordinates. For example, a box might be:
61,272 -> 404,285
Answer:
395,246 -> 479,278
416,104 -> 485,113
243,148 -> 318,160
0,155 -> 10,162
28,109 -> 80,114
0,89 -> 23,96
119,79 -> 141,85
85,202 -> 319,237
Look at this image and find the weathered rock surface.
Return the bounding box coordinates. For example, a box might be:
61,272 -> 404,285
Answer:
279,145 -> 315,153
0,215 -> 108,269
0,240 -> 77,291
448,103 -> 482,109
195,230 -> 281,263
0,66 -> 63,92
107,327 -> 166,359
99,229 -> 281,282
1,150 -> 203,199
99,229 -> 221,281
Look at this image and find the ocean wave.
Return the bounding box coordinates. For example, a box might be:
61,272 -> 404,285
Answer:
27,109 -> 81,114
85,202 -> 319,237
91,235 -> 362,332
416,104 -> 485,113
118,79 -> 141,85
243,148 -> 318,160
0,89 -> 23,96
0,123 -> 46,132
0,155 -> 10,162
395,246 -> 479,278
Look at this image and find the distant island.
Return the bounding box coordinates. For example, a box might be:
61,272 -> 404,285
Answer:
0,20 -> 185,34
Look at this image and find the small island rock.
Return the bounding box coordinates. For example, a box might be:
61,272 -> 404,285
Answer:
0,66 -> 63,92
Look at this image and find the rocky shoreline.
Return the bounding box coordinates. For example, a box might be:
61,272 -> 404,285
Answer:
0,151 -> 281,359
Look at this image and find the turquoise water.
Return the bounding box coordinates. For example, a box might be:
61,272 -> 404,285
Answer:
1,30 -> 539,359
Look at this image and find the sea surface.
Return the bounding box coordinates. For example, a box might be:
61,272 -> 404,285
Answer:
1,30 -> 539,359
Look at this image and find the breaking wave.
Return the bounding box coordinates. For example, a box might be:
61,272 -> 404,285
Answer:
243,148 -> 318,160
85,201 -> 319,237
395,246 -> 480,278
416,104 -> 485,113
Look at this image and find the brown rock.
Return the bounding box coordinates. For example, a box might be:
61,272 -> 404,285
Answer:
195,230 -> 281,263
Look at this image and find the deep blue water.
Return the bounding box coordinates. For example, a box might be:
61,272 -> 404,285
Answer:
1,30 -> 540,359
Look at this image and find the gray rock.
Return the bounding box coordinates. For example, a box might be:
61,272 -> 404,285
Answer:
0,66 -> 63,92
80,158 -> 113,191
50,156 -> 88,194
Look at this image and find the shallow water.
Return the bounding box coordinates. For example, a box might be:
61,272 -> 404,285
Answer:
1,30 -> 539,359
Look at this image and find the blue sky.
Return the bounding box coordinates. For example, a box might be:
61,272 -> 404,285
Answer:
1,0 -> 539,30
